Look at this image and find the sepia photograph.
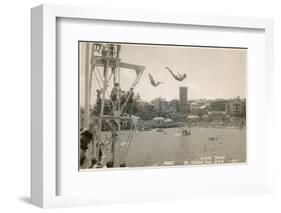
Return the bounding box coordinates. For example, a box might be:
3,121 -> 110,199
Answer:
79,41 -> 247,170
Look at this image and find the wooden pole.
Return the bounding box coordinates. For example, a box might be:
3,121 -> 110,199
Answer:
88,43 -> 94,111
96,58 -> 109,162
100,59 -> 108,116
112,128 -> 116,166
84,42 -> 90,129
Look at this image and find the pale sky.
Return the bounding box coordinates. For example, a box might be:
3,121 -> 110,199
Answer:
80,42 -> 246,106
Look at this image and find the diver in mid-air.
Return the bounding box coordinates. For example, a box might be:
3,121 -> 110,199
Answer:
148,73 -> 163,87
165,67 -> 187,81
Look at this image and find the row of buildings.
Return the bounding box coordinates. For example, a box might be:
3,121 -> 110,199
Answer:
189,98 -> 246,116
86,87 -> 246,122
136,87 -> 246,118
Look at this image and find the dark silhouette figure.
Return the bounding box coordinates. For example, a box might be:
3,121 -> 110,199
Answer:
165,67 -> 187,81
80,130 -> 93,166
148,73 -> 163,87
127,88 -> 134,114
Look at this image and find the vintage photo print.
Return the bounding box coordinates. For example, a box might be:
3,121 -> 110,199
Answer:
79,42 -> 246,170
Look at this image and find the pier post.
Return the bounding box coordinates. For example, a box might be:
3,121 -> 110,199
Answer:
83,42 -> 90,129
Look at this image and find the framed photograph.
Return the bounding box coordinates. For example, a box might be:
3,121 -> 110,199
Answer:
78,41 -> 247,170
31,4 -> 274,208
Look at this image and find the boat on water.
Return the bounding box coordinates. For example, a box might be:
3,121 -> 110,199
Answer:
180,118 -> 191,136
208,136 -> 218,141
139,126 -> 152,131
181,116 -> 192,136
163,161 -> 175,166
182,128 -> 191,136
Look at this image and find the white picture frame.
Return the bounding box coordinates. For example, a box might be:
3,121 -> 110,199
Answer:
31,4 -> 274,208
